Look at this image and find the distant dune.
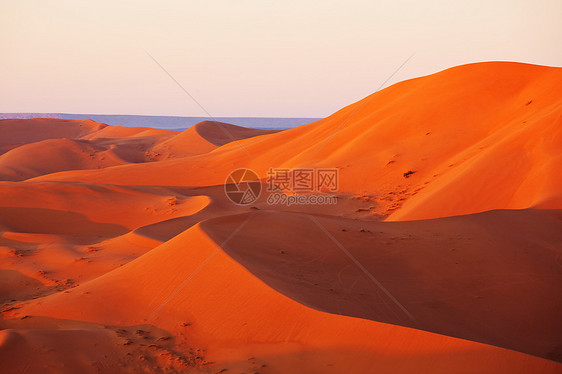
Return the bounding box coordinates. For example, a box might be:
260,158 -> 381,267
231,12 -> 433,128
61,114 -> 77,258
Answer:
1,62 -> 561,373
0,118 -> 105,154
0,119 -> 276,181
152,121 -> 278,158
0,113 -> 320,130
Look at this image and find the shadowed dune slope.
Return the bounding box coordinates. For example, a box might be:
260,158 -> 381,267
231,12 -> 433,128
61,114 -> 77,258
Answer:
11,214 -> 561,374
200,209 -> 562,361
151,120 -> 279,158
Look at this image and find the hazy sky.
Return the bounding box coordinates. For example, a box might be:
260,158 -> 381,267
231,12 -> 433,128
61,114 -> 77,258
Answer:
1,0 -> 561,117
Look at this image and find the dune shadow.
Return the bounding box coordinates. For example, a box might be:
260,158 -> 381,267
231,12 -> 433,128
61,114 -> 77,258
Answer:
0,207 -> 128,237
0,269 -> 50,304
134,215 -> 203,242
212,345 -> 560,374
200,209 -> 562,362
193,120 -> 279,146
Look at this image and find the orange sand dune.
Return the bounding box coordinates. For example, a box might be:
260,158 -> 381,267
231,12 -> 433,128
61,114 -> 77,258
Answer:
201,209 -> 562,360
1,62 -> 562,373
0,182 -> 210,232
81,125 -> 179,163
0,118 -> 106,151
0,138 -> 127,181
0,119 -> 277,181
0,119 -> 179,179
151,120 -> 279,158
6,214 -> 560,374
31,62 -> 562,220
0,181 -> 212,302
80,125 -> 176,140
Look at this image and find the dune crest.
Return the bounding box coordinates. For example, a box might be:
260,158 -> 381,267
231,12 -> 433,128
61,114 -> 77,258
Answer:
151,120 -> 279,158
28,62 -> 562,220
1,62 -> 561,373
0,118 -> 277,181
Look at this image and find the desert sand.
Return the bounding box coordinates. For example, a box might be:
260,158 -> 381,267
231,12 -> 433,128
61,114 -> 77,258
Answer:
0,62 -> 561,373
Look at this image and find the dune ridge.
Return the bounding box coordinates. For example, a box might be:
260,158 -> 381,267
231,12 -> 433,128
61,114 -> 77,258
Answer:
29,62 -> 562,220
151,120 -> 279,158
0,119 -> 276,181
1,62 -> 561,373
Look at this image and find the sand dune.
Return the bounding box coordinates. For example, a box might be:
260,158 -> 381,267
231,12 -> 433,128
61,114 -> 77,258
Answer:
0,118 -> 106,151
0,119 -> 278,181
0,182 -> 210,234
0,119 -> 177,180
151,120 -> 279,158
81,125 -> 178,163
1,62 -> 561,373
0,138 -> 127,181
31,62 -> 562,220
201,209 -> 562,360
80,124 -> 176,140
7,216 -> 560,373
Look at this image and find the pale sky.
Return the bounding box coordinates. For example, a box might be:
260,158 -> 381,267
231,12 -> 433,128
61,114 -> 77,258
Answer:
1,0 -> 561,117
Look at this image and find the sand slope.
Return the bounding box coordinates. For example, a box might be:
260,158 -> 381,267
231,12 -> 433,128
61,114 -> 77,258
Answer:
0,119 -> 278,181
201,209 -> 562,360
1,62 -> 561,373
7,214 -> 560,374
31,62 -> 562,220
0,118 -> 106,150
0,138 -> 127,181
151,120 -> 278,158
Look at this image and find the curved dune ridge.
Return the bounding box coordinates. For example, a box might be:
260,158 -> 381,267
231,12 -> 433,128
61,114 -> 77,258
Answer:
30,62 -> 562,220
0,119 -> 276,181
0,118 -> 106,148
0,138 -> 127,181
1,62 -> 561,373
151,120 -> 279,158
